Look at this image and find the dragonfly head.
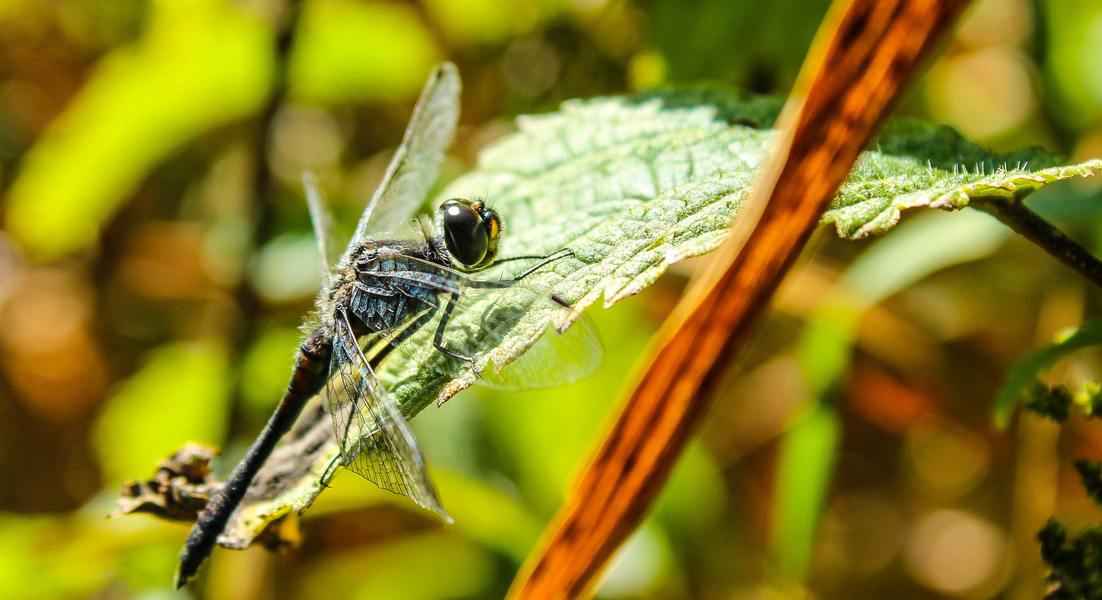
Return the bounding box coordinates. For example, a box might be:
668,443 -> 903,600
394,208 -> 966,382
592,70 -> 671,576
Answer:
438,198 -> 500,271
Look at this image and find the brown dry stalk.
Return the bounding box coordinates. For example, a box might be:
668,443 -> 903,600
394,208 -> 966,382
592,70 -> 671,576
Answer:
506,1 -> 975,598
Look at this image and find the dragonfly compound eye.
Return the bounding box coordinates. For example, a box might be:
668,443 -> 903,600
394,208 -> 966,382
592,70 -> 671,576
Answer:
441,198 -> 496,269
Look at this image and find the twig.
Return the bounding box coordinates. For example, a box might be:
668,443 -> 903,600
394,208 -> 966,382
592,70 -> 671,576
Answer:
506,1 -> 975,598
230,1 -> 304,406
970,196 -> 1102,290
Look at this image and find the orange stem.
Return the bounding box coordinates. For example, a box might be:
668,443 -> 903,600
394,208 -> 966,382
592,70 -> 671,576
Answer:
507,1 -> 975,598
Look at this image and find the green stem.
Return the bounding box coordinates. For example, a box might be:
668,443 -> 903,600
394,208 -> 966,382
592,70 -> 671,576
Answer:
228,0 -> 304,413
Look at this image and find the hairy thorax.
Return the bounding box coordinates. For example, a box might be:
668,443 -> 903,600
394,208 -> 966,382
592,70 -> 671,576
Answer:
333,236 -> 455,335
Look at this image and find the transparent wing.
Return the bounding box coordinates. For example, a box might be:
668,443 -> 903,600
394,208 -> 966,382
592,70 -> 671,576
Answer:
477,309 -> 604,391
370,254 -> 604,391
349,62 -> 461,248
327,311 -> 450,521
302,172 -> 341,280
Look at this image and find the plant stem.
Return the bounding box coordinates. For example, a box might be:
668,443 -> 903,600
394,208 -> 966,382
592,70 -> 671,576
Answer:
230,1 -> 303,411
969,196 -> 1102,290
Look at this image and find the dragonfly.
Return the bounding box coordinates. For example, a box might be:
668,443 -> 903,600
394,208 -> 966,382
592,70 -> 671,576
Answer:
174,62 -> 602,587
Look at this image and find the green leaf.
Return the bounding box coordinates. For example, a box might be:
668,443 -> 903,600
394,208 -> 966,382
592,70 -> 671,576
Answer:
800,209 -> 1011,396
295,532 -> 495,599
783,210 -> 1011,585
837,208 -> 1010,304
289,0 -> 442,103
5,2 -> 271,260
5,0 -> 440,260
769,402 -> 840,583
94,342 -> 231,485
218,87 -> 1102,548
993,319 -> 1102,427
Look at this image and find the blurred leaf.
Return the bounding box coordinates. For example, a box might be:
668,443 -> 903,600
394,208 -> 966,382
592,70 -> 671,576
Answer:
476,300 -> 656,509
784,210 -> 1010,583
1042,0 -> 1102,129
800,209 -> 1010,393
0,506 -> 182,600
837,208 -> 1010,303
94,341 -> 231,485
5,0 -> 442,260
431,469 -> 545,561
289,0 -> 441,103
5,1 -> 271,259
652,442 -> 726,537
240,325 -> 304,416
295,532 -> 495,600
769,402 -> 840,583
797,302 -> 863,397
0,517 -> 74,600
424,0 -> 552,45
651,0 -> 831,86
597,525 -> 672,598
994,318 -> 1102,427
217,87 -> 1099,548
249,232 -> 324,302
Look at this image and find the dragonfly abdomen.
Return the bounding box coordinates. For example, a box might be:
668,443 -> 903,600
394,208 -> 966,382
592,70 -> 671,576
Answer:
176,325 -> 335,587
287,325 -> 334,396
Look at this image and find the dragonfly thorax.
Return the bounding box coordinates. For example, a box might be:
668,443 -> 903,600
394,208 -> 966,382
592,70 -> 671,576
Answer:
335,198 -> 504,336
339,237 -> 455,335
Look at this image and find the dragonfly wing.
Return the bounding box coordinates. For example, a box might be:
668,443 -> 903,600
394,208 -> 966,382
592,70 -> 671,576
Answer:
302,172 -> 340,280
476,309 -> 604,391
368,254 -> 604,391
349,63 -> 461,246
329,312 -> 450,521
325,319 -> 357,466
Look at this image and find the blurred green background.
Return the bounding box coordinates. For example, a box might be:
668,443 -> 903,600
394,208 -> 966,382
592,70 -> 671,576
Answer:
1,0 -> 1102,598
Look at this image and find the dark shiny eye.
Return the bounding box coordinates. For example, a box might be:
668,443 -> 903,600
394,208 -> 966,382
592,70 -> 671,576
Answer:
441,199 -> 489,267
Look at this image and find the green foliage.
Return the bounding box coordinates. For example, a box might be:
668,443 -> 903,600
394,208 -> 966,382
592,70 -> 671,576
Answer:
449,90 -> 1097,311
296,533 -> 497,599
3,0 -> 441,261
5,2 -> 272,260
7,1 -> 1102,598
1087,381 -> 1102,419
769,402 -> 840,583
650,0 -> 831,86
1038,517 -> 1102,600
1077,460 -> 1102,507
1024,383 -> 1075,423
778,209 -> 1011,583
93,342 -> 230,486
289,0 -> 442,103
1023,391 -> 1102,600
995,319 -> 1102,426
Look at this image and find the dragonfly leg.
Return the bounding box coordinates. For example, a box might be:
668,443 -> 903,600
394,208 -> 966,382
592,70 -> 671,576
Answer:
492,247 -> 573,270
467,248 -> 574,290
431,291 -> 476,367
370,305 -> 439,365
